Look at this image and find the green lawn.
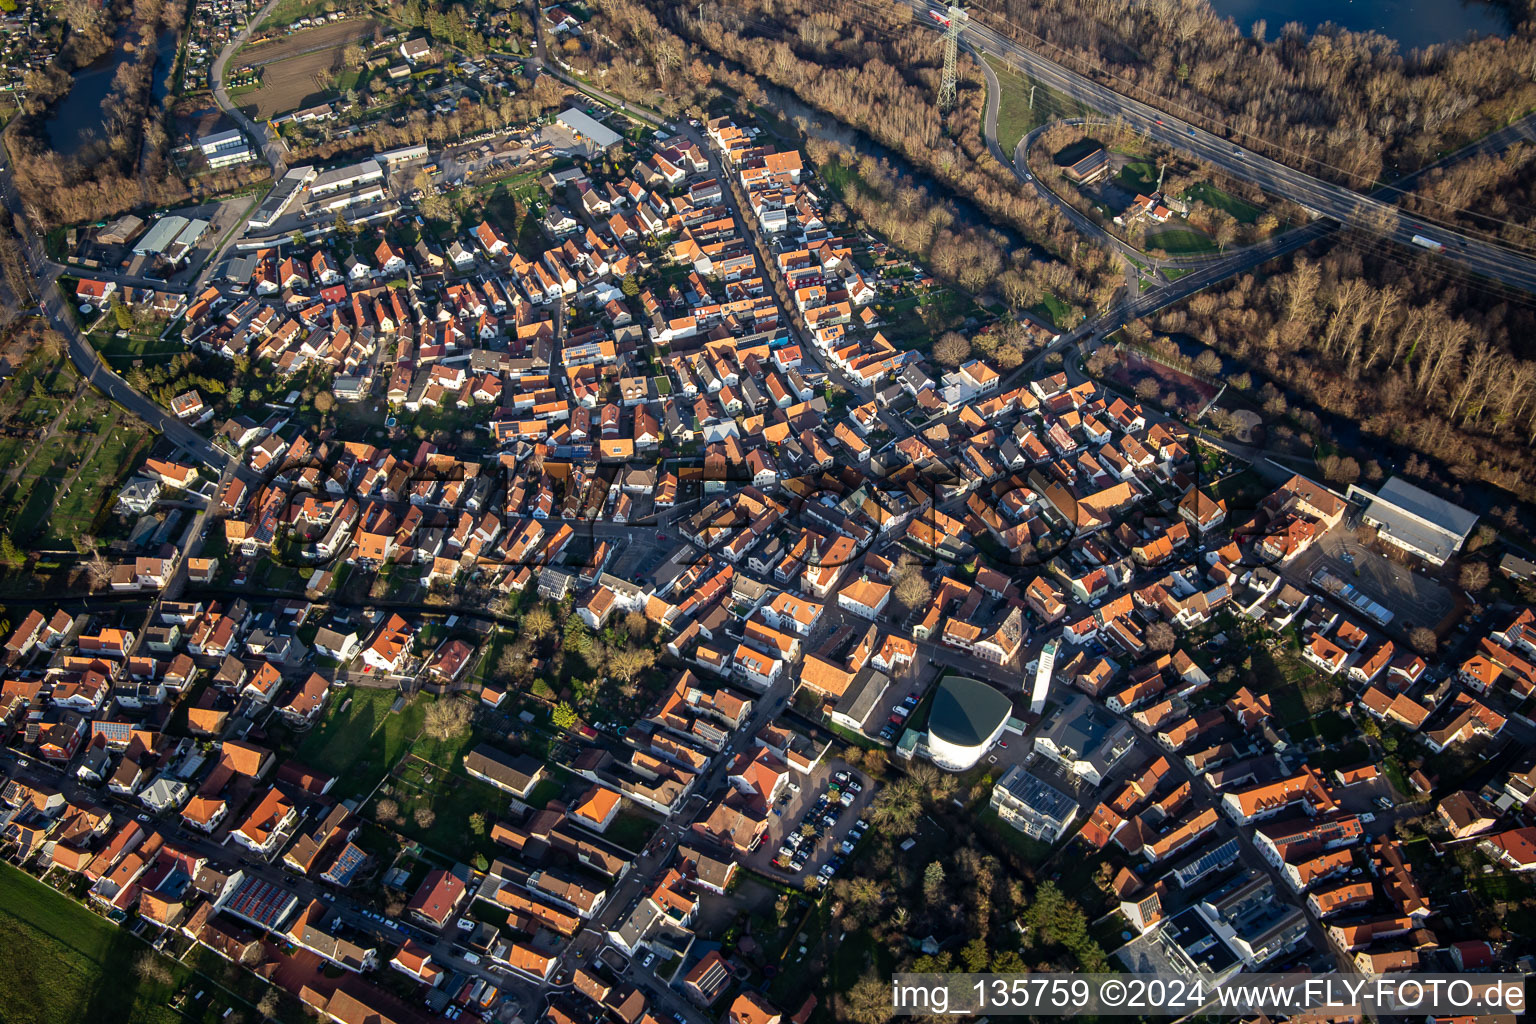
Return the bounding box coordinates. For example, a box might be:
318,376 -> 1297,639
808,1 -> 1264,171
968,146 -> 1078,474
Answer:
1029,291 -> 1075,330
1247,643 -> 1351,746
1118,160 -> 1158,195
87,328 -> 186,365
387,752 -> 514,861
984,55 -> 1094,152
1183,182 -> 1263,225
976,807 -> 1055,867
296,688 -> 424,798
0,863 -> 185,1024
405,716 -> 482,773
1146,227 -> 1217,255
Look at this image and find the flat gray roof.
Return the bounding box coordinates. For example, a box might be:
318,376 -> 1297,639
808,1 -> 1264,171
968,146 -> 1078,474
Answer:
310,158 -> 383,195
133,216 -> 188,255
1376,476 -> 1478,538
1351,476 -> 1477,563
996,764 -> 1077,820
558,108 -> 622,149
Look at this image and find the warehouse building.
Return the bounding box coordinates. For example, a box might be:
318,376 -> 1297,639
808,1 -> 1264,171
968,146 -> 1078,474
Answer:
197,129 -> 254,169
558,108 -> 623,150
1348,477 -> 1478,566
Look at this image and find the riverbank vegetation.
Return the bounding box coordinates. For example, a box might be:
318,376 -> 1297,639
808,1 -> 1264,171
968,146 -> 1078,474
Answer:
1153,240 -> 1536,517
6,0 -> 263,227
7,0 -> 196,226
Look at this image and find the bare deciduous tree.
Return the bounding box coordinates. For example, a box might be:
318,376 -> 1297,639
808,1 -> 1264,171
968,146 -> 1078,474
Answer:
423,698 -> 473,742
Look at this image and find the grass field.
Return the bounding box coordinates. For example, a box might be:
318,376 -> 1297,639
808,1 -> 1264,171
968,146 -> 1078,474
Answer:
388,749 -> 512,861
1146,226 -> 1217,255
1118,160 -> 1158,195
1249,643 -> 1350,746
984,55 -> 1093,153
0,863 -> 185,1024
296,687 -> 423,798
976,807 -> 1054,867
1183,182 -> 1263,224
1029,291 -> 1075,330
87,326 -> 186,366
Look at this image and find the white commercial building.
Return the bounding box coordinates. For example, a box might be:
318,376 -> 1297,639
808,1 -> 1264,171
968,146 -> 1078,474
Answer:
198,128 -> 254,169
558,108 -> 623,150
309,158 -> 385,197
1347,476 -> 1478,566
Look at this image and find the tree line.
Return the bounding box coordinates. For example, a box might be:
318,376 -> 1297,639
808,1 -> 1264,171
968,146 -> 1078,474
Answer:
287,74 -> 566,164
1152,240 -> 1536,520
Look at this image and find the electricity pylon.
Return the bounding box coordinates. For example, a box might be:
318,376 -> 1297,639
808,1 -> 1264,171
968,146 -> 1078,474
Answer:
938,5 -> 967,113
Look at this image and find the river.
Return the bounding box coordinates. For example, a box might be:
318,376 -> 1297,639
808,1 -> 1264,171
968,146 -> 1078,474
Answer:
45,25 -> 180,157
1205,0 -> 1515,51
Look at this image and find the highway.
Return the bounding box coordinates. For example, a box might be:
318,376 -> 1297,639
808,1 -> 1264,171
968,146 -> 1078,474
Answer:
906,0 -> 1536,293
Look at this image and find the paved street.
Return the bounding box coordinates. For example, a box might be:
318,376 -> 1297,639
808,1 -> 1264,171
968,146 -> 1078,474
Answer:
209,0 -> 289,179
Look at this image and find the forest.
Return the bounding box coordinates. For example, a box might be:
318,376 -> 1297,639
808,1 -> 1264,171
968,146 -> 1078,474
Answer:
1140,238 -> 1536,519
1398,141 -> 1536,253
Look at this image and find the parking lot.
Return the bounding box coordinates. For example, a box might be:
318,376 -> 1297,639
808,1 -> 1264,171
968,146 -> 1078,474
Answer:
438,122 -> 605,183
866,670 -> 930,745
1288,523 -> 1460,634
746,759 -> 875,887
